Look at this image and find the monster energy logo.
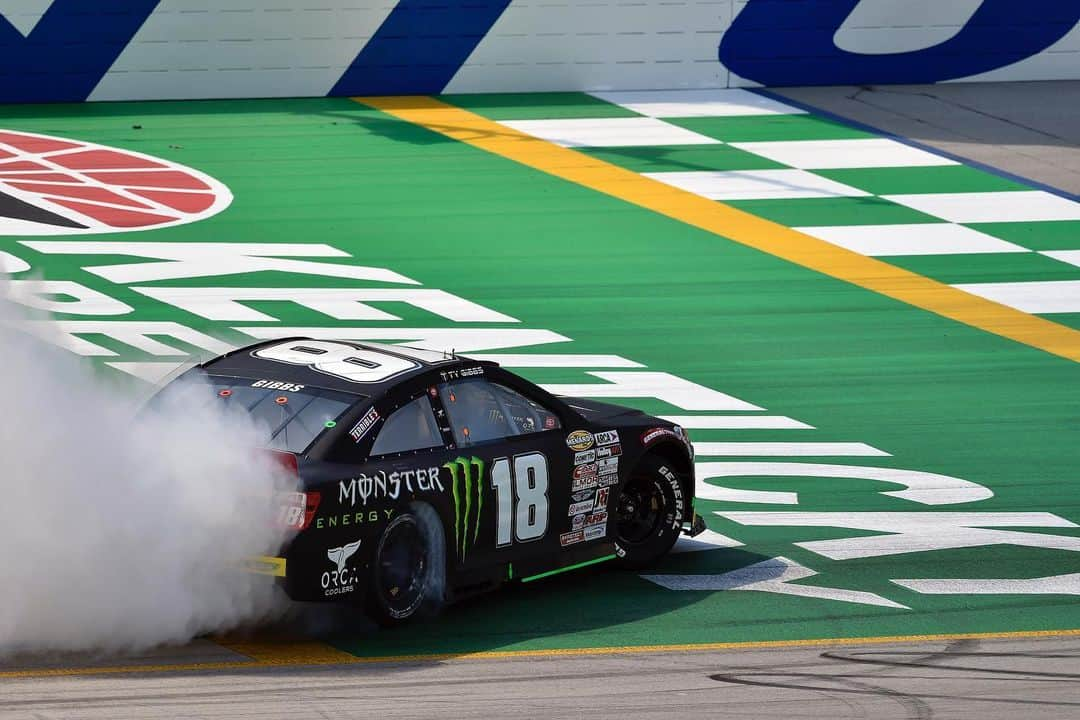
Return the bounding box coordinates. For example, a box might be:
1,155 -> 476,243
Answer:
443,456 -> 485,560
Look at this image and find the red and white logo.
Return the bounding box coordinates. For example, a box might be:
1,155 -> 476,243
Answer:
0,129 -> 232,235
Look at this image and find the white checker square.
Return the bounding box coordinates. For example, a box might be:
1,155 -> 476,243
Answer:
793,223 -> 1029,257
731,138 -> 956,169
499,117 -> 721,148
883,191 -> 1080,223
589,89 -> 807,118
642,169 -> 870,200
954,280 -> 1080,314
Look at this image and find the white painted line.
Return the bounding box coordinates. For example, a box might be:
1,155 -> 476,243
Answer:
642,169 -> 870,200
499,117 -> 721,147
952,280 -> 1080,314
1041,250 -> 1080,269
883,191 -> 1080,223
589,88 -> 807,118
468,354 -> 644,368
661,416 -> 814,430
730,138 -> 956,169
793,223 -> 1029,256
693,442 -> 889,456
671,529 -> 745,553
893,573 -> 1080,596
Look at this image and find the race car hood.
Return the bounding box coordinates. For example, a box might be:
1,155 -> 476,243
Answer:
558,397 -> 646,420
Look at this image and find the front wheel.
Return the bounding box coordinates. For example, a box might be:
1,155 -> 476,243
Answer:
614,456 -> 685,569
367,502 -> 446,626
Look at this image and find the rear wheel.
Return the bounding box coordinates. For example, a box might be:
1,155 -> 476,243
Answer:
367,502 -> 445,626
614,456 -> 685,569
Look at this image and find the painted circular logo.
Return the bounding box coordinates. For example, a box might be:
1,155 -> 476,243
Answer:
0,129 -> 232,235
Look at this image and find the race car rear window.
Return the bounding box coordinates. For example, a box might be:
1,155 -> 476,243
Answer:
208,376 -> 355,453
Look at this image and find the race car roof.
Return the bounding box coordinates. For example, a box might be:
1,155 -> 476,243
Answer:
200,338 -> 485,396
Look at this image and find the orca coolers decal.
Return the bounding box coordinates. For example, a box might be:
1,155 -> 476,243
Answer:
0,129 -> 232,235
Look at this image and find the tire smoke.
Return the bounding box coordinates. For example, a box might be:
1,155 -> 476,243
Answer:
0,285 -> 296,655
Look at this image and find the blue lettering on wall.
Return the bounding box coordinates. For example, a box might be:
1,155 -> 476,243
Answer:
0,0 -> 160,103
720,0 -> 1080,86
330,0 -> 512,96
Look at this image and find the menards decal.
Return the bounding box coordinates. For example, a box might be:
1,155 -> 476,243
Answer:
4,239 -> 1079,606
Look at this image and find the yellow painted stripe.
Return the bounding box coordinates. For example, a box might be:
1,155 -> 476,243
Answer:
353,95 -> 1080,364
2,628 -> 1078,679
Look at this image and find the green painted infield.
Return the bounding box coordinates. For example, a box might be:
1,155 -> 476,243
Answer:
1,96 -> 1078,659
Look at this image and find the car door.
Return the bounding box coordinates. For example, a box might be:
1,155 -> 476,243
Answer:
434,377 -> 573,571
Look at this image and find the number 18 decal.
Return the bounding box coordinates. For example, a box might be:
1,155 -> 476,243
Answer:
491,452 -> 549,546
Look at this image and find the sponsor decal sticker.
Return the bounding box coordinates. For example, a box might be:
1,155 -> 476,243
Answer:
596,444 -> 621,459
573,463 -> 597,480
641,427 -> 680,446
571,474 -> 599,493
566,430 -> 594,451
0,129 -> 232,236
322,540 -> 361,597
598,474 -> 620,488
560,530 -> 584,547
585,511 -> 608,527
584,524 -> 606,541
572,513 -> 586,530
349,406 -> 380,442
594,487 -> 610,510
574,449 -> 596,465
443,456 -> 485,560
597,457 -> 619,475
571,489 -> 594,503
544,416 -> 557,429
568,500 -> 594,516
278,490 -> 320,530
594,430 -> 619,446
339,466 -> 444,506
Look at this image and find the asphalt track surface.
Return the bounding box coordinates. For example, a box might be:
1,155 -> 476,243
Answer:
2,636 -> 1079,719
773,81 -> 1080,197
2,82 -> 1079,716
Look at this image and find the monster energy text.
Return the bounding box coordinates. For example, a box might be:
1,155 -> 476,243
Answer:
339,466 -> 443,507
443,456 -> 485,560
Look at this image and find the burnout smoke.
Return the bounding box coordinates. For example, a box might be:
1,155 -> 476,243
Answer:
0,284 -> 297,655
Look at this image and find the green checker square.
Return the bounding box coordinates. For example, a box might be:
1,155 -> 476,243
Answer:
664,114 -> 874,143
725,196 -> 942,227
440,92 -> 641,120
816,166 -> 1029,196
967,221 -> 1080,252
578,144 -> 786,173
1048,313 -> 1080,331
885,251 -> 1080,285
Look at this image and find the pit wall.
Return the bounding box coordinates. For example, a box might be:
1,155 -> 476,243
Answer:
1,0 -> 1078,103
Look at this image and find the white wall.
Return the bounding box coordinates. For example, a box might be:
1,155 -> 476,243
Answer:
0,0 -> 1076,102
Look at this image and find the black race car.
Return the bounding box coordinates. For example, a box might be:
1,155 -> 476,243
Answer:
159,338 -> 704,624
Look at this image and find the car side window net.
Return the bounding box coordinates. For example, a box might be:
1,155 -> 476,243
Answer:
441,379 -> 560,445
370,395 -> 443,456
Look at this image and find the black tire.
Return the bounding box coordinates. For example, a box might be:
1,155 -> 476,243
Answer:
367,502 -> 446,626
614,455 -> 686,569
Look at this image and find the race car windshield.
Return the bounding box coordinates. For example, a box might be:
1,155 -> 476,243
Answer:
208,376 -> 355,453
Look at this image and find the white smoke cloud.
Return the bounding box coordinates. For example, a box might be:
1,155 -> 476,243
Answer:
0,283 -> 297,655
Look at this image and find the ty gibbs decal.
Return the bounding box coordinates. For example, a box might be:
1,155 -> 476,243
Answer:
339,466 -> 443,506
252,379 -> 305,392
